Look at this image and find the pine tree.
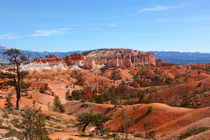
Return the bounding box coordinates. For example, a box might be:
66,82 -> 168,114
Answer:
198,70 -> 201,80
92,113 -> 111,136
21,102 -> 50,140
0,49 -> 30,110
53,95 -> 65,113
76,112 -> 111,135
76,112 -> 94,132
143,121 -> 151,138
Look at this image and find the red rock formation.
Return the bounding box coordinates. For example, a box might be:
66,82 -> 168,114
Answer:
84,58 -> 95,69
33,49 -> 173,69
82,87 -> 93,99
84,49 -> 157,68
34,55 -> 64,64
64,53 -> 84,66
30,82 -> 54,96
156,59 -> 175,67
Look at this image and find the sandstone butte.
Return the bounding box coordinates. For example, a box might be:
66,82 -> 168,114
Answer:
33,49 -> 174,69
34,54 -> 64,64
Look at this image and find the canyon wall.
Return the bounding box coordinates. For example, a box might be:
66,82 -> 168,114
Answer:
83,49 -> 156,69
34,49 -> 170,69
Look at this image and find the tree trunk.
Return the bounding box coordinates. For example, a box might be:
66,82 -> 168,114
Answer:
16,64 -> 21,110
82,123 -> 89,132
99,127 -> 104,136
16,93 -> 20,110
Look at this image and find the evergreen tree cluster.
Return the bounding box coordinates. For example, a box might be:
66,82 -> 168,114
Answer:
53,95 -> 65,113
76,112 -> 111,136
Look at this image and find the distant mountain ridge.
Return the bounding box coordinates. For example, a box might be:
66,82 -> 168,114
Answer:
0,44 -> 7,50
0,47 -> 84,64
152,51 -> 210,65
0,47 -> 209,65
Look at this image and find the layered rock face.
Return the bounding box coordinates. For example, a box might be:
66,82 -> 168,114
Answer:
34,49 -> 169,69
64,53 -> 84,66
84,49 -> 156,69
156,59 -> 175,67
33,55 -> 64,64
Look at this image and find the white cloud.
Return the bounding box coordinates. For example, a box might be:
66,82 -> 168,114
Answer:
29,28 -> 68,37
0,34 -> 19,40
139,5 -> 173,12
138,4 -> 186,13
108,24 -> 117,27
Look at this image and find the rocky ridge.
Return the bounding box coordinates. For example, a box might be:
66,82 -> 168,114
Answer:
33,49 -> 172,69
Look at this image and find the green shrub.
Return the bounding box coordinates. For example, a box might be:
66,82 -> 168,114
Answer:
20,105 -> 50,140
65,90 -> 71,100
11,118 -> 21,128
53,96 -> 65,113
71,90 -> 81,100
76,112 -> 94,132
181,97 -> 192,108
138,91 -> 145,103
159,99 -> 165,104
94,95 -> 105,104
0,119 -> 3,128
4,129 -> 19,137
5,92 -> 13,109
2,112 -> 9,118
147,106 -> 153,114
149,130 -> 156,138
143,121 -> 151,138
165,77 -> 173,85
40,87 -> 45,93
76,112 -> 111,136
178,126 -> 210,139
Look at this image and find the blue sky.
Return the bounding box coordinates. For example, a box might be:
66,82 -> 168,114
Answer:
0,0 -> 210,52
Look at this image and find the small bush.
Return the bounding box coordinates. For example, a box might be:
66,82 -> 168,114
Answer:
181,97 -> 192,108
159,99 -> 165,104
149,130 -> 156,138
65,90 -> 71,100
11,118 -> 21,128
71,90 -> 81,100
147,106 -> 153,114
138,91 -> 145,103
165,77 -> 173,85
4,129 -> 19,137
0,119 -> 3,128
40,87 -> 45,94
178,126 -> 210,139
94,95 -> 105,104
20,104 -> 50,140
5,92 -> 13,109
53,96 -> 65,113
2,112 -> 9,118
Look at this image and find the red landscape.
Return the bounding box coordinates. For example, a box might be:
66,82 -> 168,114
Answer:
0,49 -> 209,140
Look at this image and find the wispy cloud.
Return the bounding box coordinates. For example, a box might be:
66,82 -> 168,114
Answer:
108,24 -> 117,28
0,34 -> 19,40
139,5 -> 173,12
29,28 -> 68,37
138,3 -> 187,13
